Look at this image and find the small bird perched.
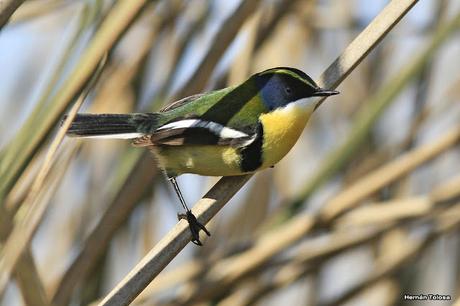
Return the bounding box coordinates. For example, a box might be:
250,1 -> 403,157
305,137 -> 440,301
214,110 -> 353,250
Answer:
66,67 -> 338,245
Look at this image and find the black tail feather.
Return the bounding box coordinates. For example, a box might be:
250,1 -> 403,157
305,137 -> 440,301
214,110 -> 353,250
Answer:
64,113 -> 159,137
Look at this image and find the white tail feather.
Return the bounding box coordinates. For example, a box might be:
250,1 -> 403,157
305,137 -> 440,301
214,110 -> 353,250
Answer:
77,133 -> 144,139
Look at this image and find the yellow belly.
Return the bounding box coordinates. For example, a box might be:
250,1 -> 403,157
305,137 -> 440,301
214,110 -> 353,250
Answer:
153,145 -> 243,176
259,103 -> 312,168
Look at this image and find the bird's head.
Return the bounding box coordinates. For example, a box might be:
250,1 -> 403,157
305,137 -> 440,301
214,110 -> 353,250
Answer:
253,67 -> 339,111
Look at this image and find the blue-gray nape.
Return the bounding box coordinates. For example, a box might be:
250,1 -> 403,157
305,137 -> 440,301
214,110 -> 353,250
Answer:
256,74 -> 289,110
255,73 -> 317,111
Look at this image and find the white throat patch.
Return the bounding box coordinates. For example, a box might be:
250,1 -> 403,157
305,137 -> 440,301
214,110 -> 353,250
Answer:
286,97 -> 318,111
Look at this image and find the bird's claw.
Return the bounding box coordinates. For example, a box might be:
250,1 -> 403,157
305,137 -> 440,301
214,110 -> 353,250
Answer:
178,211 -> 211,246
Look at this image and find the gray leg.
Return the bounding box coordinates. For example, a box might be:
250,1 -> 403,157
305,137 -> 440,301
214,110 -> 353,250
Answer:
169,177 -> 190,211
168,177 -> 211,245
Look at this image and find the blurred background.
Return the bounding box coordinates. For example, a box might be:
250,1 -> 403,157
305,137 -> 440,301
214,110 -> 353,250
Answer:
1,0 -> 460,305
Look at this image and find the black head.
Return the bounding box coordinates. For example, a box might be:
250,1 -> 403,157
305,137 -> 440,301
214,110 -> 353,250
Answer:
253,67 -> 339,111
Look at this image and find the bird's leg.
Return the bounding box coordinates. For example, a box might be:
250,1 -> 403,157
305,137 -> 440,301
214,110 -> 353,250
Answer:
168,177 -> 210,245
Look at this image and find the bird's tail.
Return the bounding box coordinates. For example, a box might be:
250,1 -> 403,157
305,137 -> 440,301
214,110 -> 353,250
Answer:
64,113 -> 160,139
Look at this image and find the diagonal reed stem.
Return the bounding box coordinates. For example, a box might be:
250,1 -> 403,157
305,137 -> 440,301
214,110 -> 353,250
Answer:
97,1 -> 420,305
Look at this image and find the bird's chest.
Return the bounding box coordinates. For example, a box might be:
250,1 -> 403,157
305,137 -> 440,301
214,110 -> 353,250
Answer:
259,104 -> 312,167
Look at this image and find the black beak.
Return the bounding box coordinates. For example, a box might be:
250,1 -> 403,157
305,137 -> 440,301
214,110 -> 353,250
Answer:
313,89 -> 340,97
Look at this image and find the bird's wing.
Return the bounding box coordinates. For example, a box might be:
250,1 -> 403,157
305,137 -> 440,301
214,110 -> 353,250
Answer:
159,93 -> 206,112
132,118 -> 255,147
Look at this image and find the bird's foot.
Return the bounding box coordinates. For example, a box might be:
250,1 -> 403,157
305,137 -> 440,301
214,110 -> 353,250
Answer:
178,210 -> 211,246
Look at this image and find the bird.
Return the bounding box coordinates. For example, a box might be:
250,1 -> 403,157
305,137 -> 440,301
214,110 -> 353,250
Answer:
65,67 -> 339,245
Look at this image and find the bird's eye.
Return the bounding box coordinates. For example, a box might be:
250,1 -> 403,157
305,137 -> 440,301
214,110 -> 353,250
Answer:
285,87 -> 292,95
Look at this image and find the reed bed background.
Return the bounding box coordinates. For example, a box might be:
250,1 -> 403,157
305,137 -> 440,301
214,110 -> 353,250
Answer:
0,0 -> 460,305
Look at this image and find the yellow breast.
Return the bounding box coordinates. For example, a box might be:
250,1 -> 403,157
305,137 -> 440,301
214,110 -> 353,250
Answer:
259,102 -> 313,168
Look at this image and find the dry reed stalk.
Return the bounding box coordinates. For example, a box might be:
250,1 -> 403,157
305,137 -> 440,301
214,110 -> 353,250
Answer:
0,142 -> 79,305
173,0 -> 262,99
0,0 -> 149,299
97,175 -> 252,306
136,120 -> 460,305
51,152 -> 160,306
228,9 -> 262,85
223,203 -> 451,306
0,12 -> 103,300
13,251 -> 49,306
246,178 -> 459,306
138,183 -> 459,305
96,1 -> 421,305
216,228 -> 386,306
289,3 -> 460,215
54,1 -> 264,304
272,174 -> 460,273
0,201 -> 49,306
3,10 -> 150,296
210,172 -> 460,306
320,125 -> 460,222
335,197 -> 432,228
133,261 -> 204,304
157,1 -> 210,98
50,17 -> 165,302
0,0 -> 26,28
210,0 -> 301,89
0,1 -> 98,217
80,4 -> 313,302
0,0 -> 148,200
0,83 -> 88,292
153,120 -> 460,305
321,203 -> 460,306
14,146 -> 78,306
9,0 -> 71,24
0,60 -> 104,295
336,173 -> 460,228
